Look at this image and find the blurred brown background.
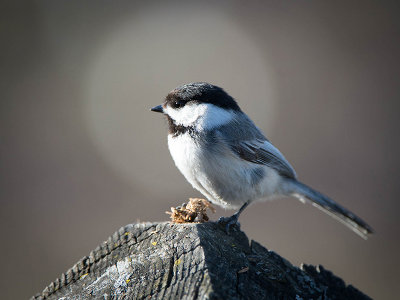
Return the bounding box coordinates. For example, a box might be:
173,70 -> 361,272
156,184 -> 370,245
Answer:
1,1 -> 399,299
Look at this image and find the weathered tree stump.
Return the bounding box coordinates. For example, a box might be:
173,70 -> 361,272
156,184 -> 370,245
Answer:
31,222 -> 371,299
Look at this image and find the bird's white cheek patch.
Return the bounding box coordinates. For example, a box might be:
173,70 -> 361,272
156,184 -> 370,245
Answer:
164,104 -> 207,127
196,105 -> 235,130
165,103 -> 235,130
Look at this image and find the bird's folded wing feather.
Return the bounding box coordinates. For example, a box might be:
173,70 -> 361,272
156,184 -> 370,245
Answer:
214,113 -> 296,179
230,139 -> 297,179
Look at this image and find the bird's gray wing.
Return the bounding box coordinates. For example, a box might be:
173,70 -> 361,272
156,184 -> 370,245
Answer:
230,139 -> 297,179
214,113 -> 297,179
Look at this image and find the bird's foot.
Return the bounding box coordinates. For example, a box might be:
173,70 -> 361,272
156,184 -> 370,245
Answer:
218,214 -> 240,234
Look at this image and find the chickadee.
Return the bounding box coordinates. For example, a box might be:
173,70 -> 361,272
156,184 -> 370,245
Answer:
151,82 -> 373,238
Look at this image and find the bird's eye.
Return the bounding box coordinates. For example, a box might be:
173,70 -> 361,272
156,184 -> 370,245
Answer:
172,100 -> 186,108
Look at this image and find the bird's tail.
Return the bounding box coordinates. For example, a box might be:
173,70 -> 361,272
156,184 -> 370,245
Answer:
286,179 -> 373,239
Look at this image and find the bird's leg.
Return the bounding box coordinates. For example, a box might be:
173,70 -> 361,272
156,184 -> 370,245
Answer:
218,201 -> 250,233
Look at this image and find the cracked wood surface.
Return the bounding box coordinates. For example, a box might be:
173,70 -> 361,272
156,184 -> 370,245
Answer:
31,222 -> 371,299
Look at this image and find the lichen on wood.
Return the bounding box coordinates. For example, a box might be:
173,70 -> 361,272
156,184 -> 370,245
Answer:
166,198 -> 216,223
31,222 -> 371,300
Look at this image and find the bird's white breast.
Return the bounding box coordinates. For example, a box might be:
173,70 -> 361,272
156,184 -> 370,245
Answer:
167,133 -> 215,201
168,132 -> 284,209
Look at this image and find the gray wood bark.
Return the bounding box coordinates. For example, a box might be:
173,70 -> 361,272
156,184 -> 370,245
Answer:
31,222 -> 371,299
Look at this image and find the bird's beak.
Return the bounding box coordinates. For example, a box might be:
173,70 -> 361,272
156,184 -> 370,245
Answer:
150,105 -> 164,113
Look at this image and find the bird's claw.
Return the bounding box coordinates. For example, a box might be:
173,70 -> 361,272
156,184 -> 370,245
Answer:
218,215 -> 241,234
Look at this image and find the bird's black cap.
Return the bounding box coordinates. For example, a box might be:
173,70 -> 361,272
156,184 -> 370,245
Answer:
165,82 -> 241,111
